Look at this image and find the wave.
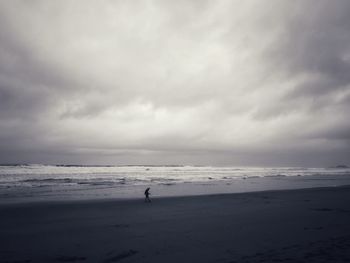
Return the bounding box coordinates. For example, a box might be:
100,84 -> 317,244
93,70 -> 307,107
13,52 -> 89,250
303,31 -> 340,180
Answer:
264,174 -> 287,178
21,178 -> 75,183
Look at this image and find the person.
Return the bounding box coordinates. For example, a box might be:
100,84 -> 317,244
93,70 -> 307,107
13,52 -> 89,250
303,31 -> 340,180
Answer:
144,187 -> 151,203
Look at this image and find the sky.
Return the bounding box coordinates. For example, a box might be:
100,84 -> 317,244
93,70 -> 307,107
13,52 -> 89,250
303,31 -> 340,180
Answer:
0,0 -> 349,167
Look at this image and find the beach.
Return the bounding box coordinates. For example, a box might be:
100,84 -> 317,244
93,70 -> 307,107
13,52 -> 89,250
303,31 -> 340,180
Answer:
1,186 -> 350,262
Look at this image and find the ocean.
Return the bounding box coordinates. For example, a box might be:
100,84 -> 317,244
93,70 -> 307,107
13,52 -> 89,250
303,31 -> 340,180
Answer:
1,164 -> 350,203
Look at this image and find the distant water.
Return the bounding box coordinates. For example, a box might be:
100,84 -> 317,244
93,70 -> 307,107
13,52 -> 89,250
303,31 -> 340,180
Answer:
1,164 -> 350,203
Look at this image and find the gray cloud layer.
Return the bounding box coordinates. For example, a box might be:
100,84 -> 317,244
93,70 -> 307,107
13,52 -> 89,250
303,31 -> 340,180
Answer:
0,0 -> 349,166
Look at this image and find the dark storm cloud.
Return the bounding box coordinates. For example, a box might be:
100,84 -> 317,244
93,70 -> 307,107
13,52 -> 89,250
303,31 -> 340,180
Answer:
274,1 -> 350,77
0,17 -> 80,121
267,1 -> 350,102
0,0 -> 349,166
255,1 -> 350,147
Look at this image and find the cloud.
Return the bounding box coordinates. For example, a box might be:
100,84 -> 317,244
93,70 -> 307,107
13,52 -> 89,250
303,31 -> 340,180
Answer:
0,0 -> 349,166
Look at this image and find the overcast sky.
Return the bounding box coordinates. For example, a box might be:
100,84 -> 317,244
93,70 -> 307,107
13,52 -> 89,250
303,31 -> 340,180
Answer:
0,0 -> 349,166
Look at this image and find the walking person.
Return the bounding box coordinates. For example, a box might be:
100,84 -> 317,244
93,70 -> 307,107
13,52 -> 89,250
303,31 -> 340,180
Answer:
144,187 -> 151,203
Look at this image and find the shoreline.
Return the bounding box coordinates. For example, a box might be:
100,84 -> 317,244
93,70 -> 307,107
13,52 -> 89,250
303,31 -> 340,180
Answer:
2,165 -> 350,205
1,184 -> 350,206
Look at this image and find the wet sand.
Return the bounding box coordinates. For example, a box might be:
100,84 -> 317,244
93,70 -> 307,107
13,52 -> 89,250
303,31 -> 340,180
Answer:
1,186 -> 350,262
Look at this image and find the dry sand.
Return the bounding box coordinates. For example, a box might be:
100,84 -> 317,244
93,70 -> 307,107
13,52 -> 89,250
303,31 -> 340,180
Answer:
1,186 -> 350,262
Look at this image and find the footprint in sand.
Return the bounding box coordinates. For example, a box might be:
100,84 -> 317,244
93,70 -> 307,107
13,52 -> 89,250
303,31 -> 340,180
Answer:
112,224 -> 130,228
56,255 -> 86,262
311,208 -> 333,212
103,250 -> 138,263
303,226 -> 324,230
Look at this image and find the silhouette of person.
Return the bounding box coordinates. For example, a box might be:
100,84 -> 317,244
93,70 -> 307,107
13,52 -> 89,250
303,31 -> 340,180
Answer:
144,187 -> 151,203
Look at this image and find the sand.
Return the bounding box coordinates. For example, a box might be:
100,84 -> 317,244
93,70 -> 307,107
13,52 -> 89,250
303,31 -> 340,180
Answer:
1,186 -> 350,262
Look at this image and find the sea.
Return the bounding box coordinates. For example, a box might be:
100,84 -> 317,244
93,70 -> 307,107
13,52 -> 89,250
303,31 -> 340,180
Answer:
1,164 -> 350,203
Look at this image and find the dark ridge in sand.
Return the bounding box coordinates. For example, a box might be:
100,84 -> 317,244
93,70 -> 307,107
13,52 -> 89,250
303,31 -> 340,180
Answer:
1,186 -> 350,262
